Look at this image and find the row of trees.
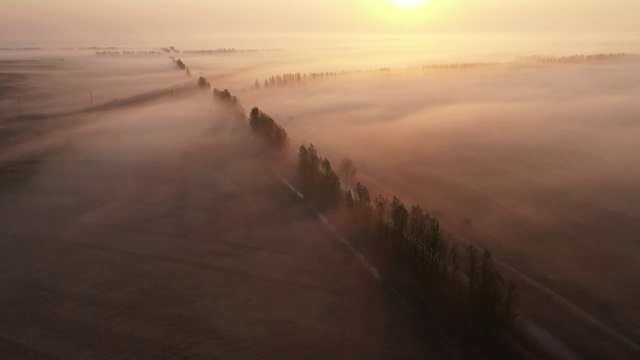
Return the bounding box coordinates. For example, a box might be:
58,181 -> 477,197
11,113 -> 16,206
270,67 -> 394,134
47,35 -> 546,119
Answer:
175,58 -> 186,70
183,48 -> 265,54
198,76 -> 212,89
298,145 -> 342,207
211,87 -> 246,117
252,52 -> 640,90
252,68 -> 391,90
1,47 -> 40,51
249,107 -> 289,151
171,58 -> 191,76
521,52 -> 636,64
161,46 -> 180,53
213,88 -> 239,105
297,144 -> 519,346
95,51 -> 164,56
206,77 -> 522,352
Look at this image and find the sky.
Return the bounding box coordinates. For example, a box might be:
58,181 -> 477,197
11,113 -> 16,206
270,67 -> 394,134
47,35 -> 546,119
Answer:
2,0 -> 640,45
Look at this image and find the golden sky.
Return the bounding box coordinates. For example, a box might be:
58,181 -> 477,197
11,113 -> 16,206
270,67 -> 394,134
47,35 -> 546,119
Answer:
2,0 -> 639,44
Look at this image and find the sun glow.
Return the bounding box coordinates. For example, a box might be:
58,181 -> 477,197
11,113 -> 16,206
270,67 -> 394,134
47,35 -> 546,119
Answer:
391,0 -> 428,9
362,0 -> 446,29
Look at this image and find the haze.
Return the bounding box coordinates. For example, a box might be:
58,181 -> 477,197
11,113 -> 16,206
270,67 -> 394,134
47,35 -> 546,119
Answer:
1,1 -> 639,360
3,0 -> 640,46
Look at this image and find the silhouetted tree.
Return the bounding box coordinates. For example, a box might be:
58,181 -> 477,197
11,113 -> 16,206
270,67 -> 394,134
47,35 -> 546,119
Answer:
374,195 -> 390,238
353,182 -> 371,208
466,244 -> 479,305
198,76 -> 211,89
339,157 -> 357,186
450,243 -> 460,285
249,107 -> 288,150
390,197 -> 408,252
345,189 -> 355,208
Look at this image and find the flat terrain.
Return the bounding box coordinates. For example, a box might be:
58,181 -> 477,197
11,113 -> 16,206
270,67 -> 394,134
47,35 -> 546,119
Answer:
229,59 -> 640,359
3,48 -> 640,360
0,85 -> 461,359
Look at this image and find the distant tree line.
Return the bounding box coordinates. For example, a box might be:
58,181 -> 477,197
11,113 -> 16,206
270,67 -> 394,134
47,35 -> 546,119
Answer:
95,51 -> 164,56
78,46 -> 118,50
297,143 -> 519,348
212,88 -> 238,105
175,58 -> 186,70
252,52 -> 640,90
252,68 -> 391,90
172,58 -> 191,76
210,86 -> 288,150
521,53 -> 636,64
183,48 -> 282,55
161,46 -> 180,54
197,73 -> 521,352
0,47 -> 41,51
198,76 -> 212,89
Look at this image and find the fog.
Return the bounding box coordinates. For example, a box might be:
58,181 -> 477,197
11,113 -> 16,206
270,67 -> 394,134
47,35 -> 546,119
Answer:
2,60 -> 461,358
1,34 -> 640,359
183,37 -> 640,358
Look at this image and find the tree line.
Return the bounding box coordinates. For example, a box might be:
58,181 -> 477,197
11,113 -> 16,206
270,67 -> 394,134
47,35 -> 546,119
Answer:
521,52 -> 637,64
96,51 -> 164,56
205,81 -> 284,147
252,68 -> 391,90
248,107 -> 289,151
297,143 -> 519,348
194,69 -> 521,353
172,58 -> 191,76
183,48 -> 282,55
252,52 -> 640,90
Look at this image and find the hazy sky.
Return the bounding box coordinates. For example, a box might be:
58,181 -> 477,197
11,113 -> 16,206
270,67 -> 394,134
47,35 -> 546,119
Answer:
2,0 -> 639,45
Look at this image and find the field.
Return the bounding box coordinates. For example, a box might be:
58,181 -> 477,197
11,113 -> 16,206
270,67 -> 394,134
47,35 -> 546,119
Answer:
0,61 -> 466,358
1,35 -> 640,359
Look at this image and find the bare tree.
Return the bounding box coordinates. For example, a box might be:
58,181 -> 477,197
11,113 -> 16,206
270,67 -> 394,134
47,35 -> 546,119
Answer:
339,157 -> 357,186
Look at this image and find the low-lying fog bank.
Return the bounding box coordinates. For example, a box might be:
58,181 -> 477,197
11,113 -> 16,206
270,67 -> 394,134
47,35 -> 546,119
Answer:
2,38 -> 639,358
231,57 -> 640,358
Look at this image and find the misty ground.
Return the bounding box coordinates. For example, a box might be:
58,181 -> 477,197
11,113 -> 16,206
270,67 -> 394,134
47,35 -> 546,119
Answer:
1,43 -> 640,360
0,68 -> 463,358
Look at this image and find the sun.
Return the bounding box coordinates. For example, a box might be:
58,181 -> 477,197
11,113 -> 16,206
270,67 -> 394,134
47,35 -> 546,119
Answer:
391,0 -> 428,9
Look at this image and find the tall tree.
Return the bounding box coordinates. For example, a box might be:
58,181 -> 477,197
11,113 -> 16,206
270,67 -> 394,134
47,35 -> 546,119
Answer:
466,244 -> 479,305
339,157 -> 357,186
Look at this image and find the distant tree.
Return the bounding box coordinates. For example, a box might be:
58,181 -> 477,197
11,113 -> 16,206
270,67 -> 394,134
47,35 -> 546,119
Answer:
319,158 -> 341,205
176,58 -> 186,70
390,197 -> 408,249
298,145 -> 310,183
345,189 -> 355,208
480,249 -> 493,311
466,244 -> 479,305
339,157 -> 357,186
353,182 -> 370,208
408,205 -> 426,243
450,243 -> 460,291
374,195 -> 389,236
254,79 -> 260,89
198,76 -> 210,89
